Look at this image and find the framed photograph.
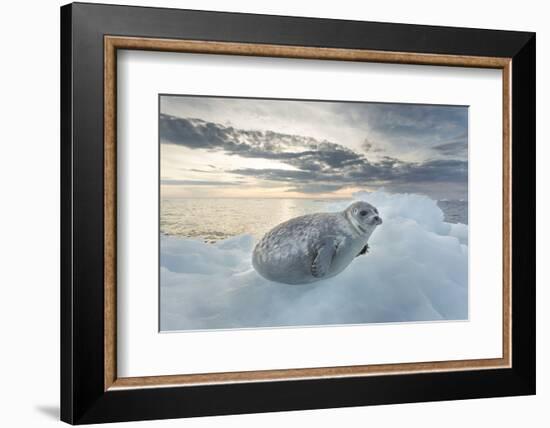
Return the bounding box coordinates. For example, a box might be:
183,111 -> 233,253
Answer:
61,2 -> 535,424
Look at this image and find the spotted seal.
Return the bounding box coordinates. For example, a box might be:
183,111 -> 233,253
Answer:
252,201 -> 382,284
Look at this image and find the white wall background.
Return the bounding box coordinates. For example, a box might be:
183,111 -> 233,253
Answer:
0,0 -> 545,426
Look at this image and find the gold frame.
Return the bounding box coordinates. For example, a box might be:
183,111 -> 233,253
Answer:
104,36 -> 512,391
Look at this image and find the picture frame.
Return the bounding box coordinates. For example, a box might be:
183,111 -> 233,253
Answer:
60,2 -> 535,424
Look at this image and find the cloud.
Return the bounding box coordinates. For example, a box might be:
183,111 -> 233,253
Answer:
161,179 -> 243,186
333,103 -> 468,160
432,140 -> 468,157
285,183 -> 348,194
335,103 -> 467,138
229,157 -> 467,193
160,113 -> 467,198
229,168 -> 318,182
362,138 -> 384,153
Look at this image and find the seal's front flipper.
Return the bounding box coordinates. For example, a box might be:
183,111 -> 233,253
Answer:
311,238 -> 337,278
356,244 -> 369,257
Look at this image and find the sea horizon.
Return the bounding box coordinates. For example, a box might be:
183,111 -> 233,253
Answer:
160,195 -> 468,243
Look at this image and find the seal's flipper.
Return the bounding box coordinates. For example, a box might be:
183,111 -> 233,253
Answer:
311,238 -> 337,278
356,244 -> 369,257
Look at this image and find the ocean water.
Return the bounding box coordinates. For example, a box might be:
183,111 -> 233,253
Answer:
161,197 -> 467,243
437,200 -> 468,225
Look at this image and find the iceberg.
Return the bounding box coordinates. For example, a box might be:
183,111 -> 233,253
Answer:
160,191 -> 468,331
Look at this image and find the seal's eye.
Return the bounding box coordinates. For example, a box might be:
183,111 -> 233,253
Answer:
359,210 -> 368,216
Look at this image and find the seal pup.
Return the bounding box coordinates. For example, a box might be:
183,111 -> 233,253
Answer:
252,201 -> 382,285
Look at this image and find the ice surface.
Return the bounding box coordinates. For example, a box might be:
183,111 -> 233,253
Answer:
160,191 -> 468,331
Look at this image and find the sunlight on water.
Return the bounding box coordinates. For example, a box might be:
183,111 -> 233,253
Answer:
161,198 -> 336,243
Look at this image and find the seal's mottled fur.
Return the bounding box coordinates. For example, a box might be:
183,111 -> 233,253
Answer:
252,201 -> 382,284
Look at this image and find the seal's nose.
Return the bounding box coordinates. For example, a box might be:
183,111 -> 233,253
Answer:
373,215 -> 382,225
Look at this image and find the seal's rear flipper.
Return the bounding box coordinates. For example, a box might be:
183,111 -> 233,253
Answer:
356,244 -> 369,257
311,238 -> 337,278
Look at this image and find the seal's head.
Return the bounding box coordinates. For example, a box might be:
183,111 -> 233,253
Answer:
345,201 -> 382,234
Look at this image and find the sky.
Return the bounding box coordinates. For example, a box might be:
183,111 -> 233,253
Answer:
160,95 -> 468,200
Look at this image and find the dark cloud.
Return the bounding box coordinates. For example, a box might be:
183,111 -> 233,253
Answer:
160,114 -> 467,197
185,168 -> 216,173
432,139 -> 468,157
160,114 -> 324,160
229,157 -> 467,189
362,138 -> 384,153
